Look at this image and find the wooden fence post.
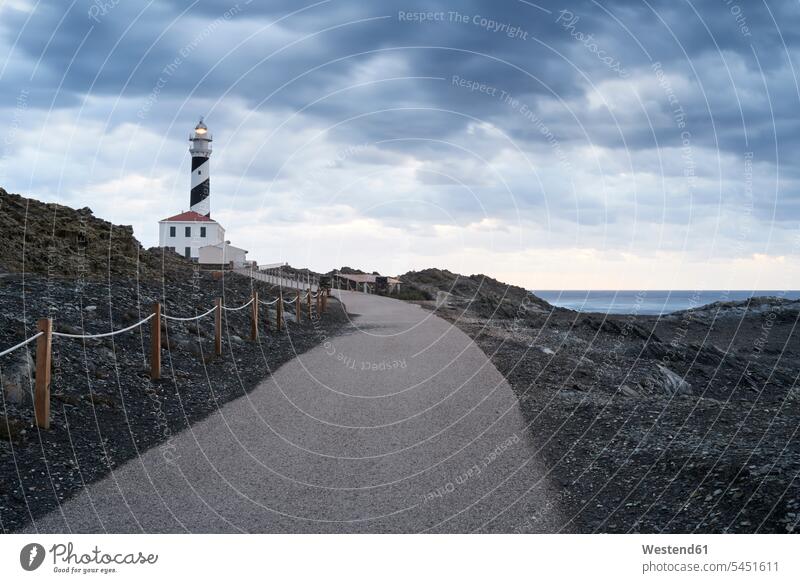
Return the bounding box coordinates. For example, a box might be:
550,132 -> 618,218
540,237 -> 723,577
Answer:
296,291 -> 302,322
251,291 -> 259,341
321,292 -> 327,314
150,302 -> 161,380
215,297 -> 222,355
276,292 -> 283,332
34,318 -> 53,429
307,288 -> 312,319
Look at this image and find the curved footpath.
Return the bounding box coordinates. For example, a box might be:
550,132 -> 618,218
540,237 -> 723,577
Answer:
26,291 -> 562,533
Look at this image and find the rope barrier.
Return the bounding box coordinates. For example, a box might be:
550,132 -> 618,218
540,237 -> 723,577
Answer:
221,298 -> 254,312
161,305 -> 218,322
0,332 -> 44,358
53,314 -> 155,339
7,278 -> 326,428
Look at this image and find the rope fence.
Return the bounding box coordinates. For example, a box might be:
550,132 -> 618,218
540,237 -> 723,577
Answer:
161,305 -> 218,322
52,314 -> 156,339
221,298 -> 254,312
0,284 -> 328,430
0,332 -> 43,358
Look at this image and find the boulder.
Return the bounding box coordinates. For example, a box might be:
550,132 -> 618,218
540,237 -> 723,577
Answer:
620,384 -> 640,398
649,365 -> 693,396
1,350 -> 34,405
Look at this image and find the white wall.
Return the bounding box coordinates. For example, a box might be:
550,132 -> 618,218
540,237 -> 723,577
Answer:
198,243 -> 247,267
158,221 -> 224,259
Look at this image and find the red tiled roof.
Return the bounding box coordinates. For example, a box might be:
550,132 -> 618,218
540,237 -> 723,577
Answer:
160,211 -> 216,222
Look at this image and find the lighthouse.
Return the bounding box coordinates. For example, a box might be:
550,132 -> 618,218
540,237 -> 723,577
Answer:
158,118 -> 249,267
189,118 -> 212,217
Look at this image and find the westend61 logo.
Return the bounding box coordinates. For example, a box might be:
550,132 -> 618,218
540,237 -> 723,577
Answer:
19,542 -> 158,574
20,543 -> 46,571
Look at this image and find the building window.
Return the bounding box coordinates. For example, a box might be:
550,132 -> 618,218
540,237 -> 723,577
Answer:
185,226 -> 191,237
169,226 -> 176,237
185,247 -> 191,258
200,226 -> 206,238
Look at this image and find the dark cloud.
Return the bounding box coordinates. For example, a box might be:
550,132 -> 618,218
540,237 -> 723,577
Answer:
0,0 -> 798,260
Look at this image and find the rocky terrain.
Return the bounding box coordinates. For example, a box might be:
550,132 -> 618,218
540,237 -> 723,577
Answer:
401,269 -> 800,533
0,187 -> 194,281
2,186 -> 797,534
0,189 -> 349,533
401,267 -> 551,318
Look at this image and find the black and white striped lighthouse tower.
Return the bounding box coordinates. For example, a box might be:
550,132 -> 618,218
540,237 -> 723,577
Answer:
189,118 -> 212,217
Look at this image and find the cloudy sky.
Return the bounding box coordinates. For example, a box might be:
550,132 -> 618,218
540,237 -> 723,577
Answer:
1,0 -> 798,289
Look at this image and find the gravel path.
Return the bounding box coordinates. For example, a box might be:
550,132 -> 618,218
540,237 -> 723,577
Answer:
25,291 -> 560,533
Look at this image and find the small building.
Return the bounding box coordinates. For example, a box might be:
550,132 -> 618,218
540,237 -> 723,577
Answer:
332,272 -> 401,294
198,240 -> 248,269
158,211 -> 224,260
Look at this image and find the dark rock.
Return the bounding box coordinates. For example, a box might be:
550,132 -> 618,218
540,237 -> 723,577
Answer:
0,415 -> 25,442
81,394 -> 119,409
688,341 -> 730,366
52,393 -> 80,406
1,350 -> 33,405
56,323 -> 83,336
641,340 -> 671,360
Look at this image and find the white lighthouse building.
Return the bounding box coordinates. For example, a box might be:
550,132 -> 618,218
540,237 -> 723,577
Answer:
158,210 -> 225,260
158,119 -> 247,267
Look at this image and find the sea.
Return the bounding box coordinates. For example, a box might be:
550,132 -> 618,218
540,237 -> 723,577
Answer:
532,290 -> 800,316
